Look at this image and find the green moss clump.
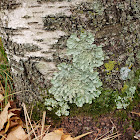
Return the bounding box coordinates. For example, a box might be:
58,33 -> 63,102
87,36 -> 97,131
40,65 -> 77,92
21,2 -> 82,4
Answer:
133,118 -> 140,131
29,101 -> 61,122
69,89 -> 117,118
121,83 -> 129,93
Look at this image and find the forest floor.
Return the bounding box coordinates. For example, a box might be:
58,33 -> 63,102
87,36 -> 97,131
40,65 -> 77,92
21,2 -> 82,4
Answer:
0,38 -> 140,140
43,105 -> 140,140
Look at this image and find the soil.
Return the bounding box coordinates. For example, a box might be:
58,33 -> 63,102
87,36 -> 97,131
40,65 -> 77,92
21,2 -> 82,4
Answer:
45,109 -> 140,140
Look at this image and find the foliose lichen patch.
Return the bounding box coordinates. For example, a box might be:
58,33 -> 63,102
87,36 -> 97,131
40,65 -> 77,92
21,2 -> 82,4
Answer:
0,0 -> 139,115
45,32 -> 104,116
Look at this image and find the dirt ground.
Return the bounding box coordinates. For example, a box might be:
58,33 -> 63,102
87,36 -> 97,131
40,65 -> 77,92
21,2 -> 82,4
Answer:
45,107 -> 140,140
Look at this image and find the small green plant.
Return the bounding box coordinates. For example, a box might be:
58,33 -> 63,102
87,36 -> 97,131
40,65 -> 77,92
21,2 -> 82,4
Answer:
45,31 -> 104,116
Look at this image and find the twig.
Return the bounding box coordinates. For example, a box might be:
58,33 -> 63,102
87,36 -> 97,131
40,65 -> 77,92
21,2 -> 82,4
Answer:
131,112 -> 140,116
30,105 -> 34,120
110,119 -> 120,140
101,132 -> 121,140
0,134 -> 8,140
22,125 -> 40,140
96,129 -> 113,140
94,129 -> 101,140
41,111 -> 46,139
1,90 -> 31,102
74,131 -> 94,140
22,103 -> 31,140
32,125 -> 51,140
22,103 -> 37,139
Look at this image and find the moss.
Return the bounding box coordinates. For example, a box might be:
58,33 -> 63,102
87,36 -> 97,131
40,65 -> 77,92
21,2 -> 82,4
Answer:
28,101 -> 61,123
104,61 -> 116,71
115,110 -> 128,121
133,118 -> 140,131
28,83 -> 139,129
69,89 -> 117,118
31,101 -> 46,121
69,83 -> 140,119
66,66 -> 138,117
121,83 -> 129,93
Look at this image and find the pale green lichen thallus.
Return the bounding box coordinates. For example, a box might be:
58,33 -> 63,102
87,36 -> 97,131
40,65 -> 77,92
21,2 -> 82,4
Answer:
44,31 -> 104,116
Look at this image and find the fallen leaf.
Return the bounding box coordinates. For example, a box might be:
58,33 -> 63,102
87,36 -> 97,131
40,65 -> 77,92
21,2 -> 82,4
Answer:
61,134 -> 74,140
9,117 -> 23,127
54,129 -> 64,135
4,120 -> 10,133
0,133 -> 7,140
7,126 -> 27,140
8,112 -> 15,120
43,132 -> 62,140
0,129 -> 5,136
0,102 -> 11,131
4,117 -> 23,133
9,108 -> 21,117
43,129 -> 74,140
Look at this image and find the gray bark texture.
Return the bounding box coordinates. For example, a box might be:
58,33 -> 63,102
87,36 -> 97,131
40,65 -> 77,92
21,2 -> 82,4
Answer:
0,0 -> 140,104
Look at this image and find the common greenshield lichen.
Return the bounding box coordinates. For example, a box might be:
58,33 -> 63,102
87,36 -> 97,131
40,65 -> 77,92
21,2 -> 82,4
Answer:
44,31 -> 104,116
66,32 -> 104,72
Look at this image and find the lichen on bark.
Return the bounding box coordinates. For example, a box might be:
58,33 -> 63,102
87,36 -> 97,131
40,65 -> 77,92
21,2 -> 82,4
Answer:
0,0 -> 139,111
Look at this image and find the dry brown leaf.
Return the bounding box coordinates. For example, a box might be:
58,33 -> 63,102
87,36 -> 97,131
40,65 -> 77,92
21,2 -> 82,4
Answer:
0,102 -> 11,131
7,126 -> 27,140
42,131 -> 62,140
9,117 -> 23,127
0,94 -> 4,102
0,133 -> 7,140
61,134 -> 74,140
4,120 -> 10,133
9,108 -> 21,118
43,129 -> 64,140
8,112 -> 15,120
54,129 -> 64,135
4,117 -> 23,133
43,129 -> 74,140
0,129 -> 5,136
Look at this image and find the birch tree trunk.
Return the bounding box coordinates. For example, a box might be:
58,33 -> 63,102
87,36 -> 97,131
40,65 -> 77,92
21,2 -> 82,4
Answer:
0,0 -> 139,105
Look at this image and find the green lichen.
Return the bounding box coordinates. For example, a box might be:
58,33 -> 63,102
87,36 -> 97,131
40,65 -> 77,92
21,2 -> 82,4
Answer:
44,31 -> 104,116
126,53 -> 135,67
115,68 -> 140,110
66,32 -> 104,72
115,86 -> 136,109
92,1 -> 104,15
104,61 -> 116,71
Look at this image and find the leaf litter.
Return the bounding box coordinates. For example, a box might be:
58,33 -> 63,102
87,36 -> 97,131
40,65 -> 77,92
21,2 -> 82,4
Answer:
0,101 -> 121,140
